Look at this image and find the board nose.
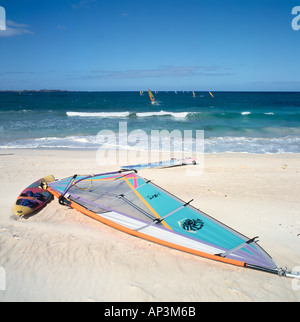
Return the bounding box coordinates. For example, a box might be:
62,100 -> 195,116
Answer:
13,205 -> 29,216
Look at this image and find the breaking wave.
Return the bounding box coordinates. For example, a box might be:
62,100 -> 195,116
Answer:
136,111 -> 188,118
66,111 -> 130,118
1,135 -> 299,153
67,110 -> 190,119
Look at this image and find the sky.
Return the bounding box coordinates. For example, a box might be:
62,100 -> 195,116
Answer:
0,0 -> 300,91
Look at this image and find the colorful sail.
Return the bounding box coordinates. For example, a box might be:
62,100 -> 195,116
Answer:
209,91 -> 214,98
122,158 -> 197,170
148,89 -> 155,103
192,91 -> 196,98
44,169 -> 299,278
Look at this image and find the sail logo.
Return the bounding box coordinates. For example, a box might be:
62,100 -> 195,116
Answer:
291,6 -> 300,30
179,218 -> 204,233
0,6 -> 5,30
147,192 -> 161,200
0,266 -> 5,291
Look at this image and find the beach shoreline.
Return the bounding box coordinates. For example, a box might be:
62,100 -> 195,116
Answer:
0,149 -> 299,301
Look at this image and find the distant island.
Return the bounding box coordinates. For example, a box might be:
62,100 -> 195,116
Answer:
0,89 -> 69,93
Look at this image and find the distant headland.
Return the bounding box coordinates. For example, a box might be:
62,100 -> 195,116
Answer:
0,89 -> 69,93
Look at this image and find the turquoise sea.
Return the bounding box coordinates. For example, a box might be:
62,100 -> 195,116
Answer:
0,91 -> 300,153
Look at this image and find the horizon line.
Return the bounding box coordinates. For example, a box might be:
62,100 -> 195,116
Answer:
1,89 -> 300,93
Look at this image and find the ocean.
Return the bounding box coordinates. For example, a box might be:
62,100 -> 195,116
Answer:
0,91 -> 300,153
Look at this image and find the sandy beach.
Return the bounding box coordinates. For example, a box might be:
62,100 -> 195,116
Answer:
0,149 -> 299,302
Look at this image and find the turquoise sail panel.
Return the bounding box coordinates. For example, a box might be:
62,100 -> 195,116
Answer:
135,179 -> 246,252
50,176 -> 87,193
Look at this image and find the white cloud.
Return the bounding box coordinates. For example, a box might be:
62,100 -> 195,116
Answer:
72,0 -> 96,9
0,20 -> 33,37
82,65 -> 234,80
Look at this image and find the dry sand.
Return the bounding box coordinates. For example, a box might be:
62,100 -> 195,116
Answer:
0,149 -> 299,302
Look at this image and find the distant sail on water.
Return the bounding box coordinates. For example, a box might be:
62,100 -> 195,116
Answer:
192,91 -> 196,98
209,91 -> 214,98
148,89 -> 155,103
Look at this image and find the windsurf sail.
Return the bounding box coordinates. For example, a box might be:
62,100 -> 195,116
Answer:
122,158 -> 197,170
46,170 -> 298,279
148,89 -> 155,103
192,91 -> 196,98
209,91 -> 214,98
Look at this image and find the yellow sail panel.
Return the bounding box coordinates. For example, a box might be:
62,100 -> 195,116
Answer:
148,89 -> 155,102
209,91 -> 214,98
192,91 -> 196,97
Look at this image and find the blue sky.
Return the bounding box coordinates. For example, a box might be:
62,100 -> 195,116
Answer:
0,0 -> 299,91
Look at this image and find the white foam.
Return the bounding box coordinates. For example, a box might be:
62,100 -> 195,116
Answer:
136,110 -> 188,118
204,136 -> 300,154
66,111 -> 130,118
1,134 -> 300,154
67,110 -> 190,119
241,111 -> 251,115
